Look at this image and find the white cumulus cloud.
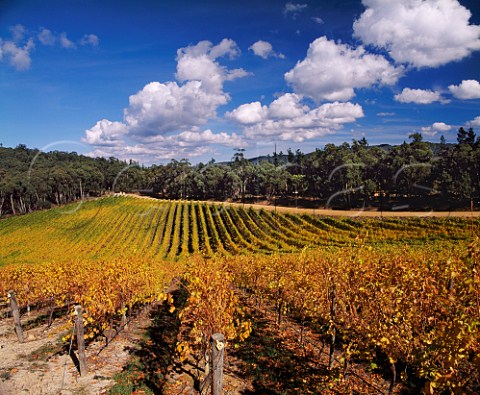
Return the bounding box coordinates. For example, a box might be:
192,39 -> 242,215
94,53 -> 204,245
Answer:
268,93 -> 309,119
124,80 -> 229,136
85,127 -> 245,164
10,24 -> 26,43
122,39 -> 249,136
59,32 -> 76,49
1,38 -> 34,70
83,39 -> 250,161
1,25 -> 99,70
431,122 -> 452,132
227,93 -> 364,142
175,129 -> 245,148
284,36 -> 403,102
421,122 -> 452,137
448,80 -> 480,100
467,116 -> 480,127
394,88 -> 446,104
353,0 -> 480,68
82,119 -> 129,146
249,40 -> 285,59
80,34 -> 99,47
38,28 -> 56,46
227,102 -> 268,124
175,38 -> 249,93
284,2 -> 307,17
38,29 -> 98,48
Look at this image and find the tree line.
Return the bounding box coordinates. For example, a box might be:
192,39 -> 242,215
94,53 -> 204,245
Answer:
0,145 -> 144,216
146,128 -> 480,211
1,127 -> 479,217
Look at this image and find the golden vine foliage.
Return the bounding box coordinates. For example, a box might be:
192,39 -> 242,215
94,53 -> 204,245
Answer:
176,255 -> 252,362
224,242 -> 480,393
0,196 -> 477,266
1,196 -> 479,392
0,257 -> 180,339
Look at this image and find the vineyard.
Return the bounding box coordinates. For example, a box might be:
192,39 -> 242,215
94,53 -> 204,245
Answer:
0,195 -> 479,394
0,195 -> 476,264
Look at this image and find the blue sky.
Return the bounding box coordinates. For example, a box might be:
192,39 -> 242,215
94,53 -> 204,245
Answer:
1,0 -> 480,164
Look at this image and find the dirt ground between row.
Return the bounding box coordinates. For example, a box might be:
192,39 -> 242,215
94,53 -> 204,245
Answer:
0,305 -> 144,395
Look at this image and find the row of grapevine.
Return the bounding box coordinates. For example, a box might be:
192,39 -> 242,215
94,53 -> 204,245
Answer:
157,201 -> 178,256
189,201 -> 200,252
147,203 -> 171,256
224,239 -> 480,393
202,204 -> 227,255
1,196 -> 478,266
176,255 -> 252,363
209,205 -> 240,254
195,202 -> 214,255
0,257 -> 181,340
218,205 -> 254,250
236,207 -> 292,251
166,202 -> 183,260
180,202 -> 190,257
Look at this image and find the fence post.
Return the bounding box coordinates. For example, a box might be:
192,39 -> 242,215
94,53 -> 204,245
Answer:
8,290 -> 24,343
211,333 -> 225,395
74,305 -> 87,376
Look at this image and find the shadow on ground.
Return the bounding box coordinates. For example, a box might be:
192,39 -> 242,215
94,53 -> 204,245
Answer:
107,288 -> 187,395
230,305 -> 332,395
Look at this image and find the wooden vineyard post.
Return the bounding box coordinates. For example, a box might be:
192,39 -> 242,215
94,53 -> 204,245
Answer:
211,333 -> 225,395
389,361 -> 397,395
120,303 -> 128,331
8,290 -> 24,343
74,305 -> 88,376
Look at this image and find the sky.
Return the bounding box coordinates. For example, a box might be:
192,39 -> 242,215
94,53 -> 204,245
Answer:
1,0 -> 480,165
